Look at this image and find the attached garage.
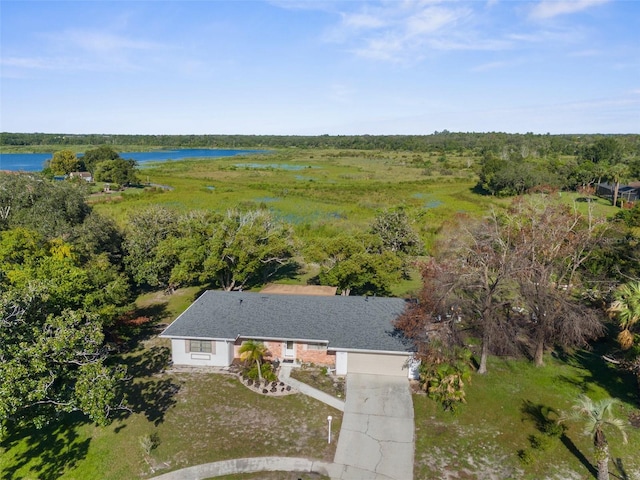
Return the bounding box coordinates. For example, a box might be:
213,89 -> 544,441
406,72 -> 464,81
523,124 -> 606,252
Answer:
335,351 -> 410,377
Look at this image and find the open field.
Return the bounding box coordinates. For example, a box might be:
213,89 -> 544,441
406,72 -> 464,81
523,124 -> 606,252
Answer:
91,149 -> 506,248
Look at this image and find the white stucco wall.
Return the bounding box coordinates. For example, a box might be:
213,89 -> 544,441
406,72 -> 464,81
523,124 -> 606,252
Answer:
345,352 -> 411,377
335,351 -> 348,376
170,338 -> 234,367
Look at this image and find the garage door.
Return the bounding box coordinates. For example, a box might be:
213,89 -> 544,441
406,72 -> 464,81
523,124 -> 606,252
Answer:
347,352 -> 408,377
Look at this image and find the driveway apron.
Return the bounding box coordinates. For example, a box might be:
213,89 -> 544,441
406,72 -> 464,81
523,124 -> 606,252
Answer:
332,373 -> 414,480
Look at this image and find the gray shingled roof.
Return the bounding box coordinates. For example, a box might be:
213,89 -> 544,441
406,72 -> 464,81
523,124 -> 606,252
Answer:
160,291 -> 414,353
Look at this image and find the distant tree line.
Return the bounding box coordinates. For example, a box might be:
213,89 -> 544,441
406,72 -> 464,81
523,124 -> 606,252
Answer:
478,136 -> 640,199
2,131 -> 638,157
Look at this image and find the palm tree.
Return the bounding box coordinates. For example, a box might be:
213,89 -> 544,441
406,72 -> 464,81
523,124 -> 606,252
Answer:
239,340 -> 268,382
608,163 -> 630,207
608,281 -> 640,350
608,282 -> 640,402
559,395 -> 628,480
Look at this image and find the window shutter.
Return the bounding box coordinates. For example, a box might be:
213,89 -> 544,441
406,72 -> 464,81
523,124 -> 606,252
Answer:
185,340 -> 191,353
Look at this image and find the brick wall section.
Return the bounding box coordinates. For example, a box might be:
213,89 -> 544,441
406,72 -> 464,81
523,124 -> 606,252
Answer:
234,340 -> 335,366
296,345 -> 336,366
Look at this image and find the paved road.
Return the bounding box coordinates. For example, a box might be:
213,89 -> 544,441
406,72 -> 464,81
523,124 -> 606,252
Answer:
151,457 -> 335,479
332,373 -> 415,480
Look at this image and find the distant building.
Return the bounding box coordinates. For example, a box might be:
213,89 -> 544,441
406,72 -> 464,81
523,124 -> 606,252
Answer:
69,171 -> 93,182
596,182 -> 640,203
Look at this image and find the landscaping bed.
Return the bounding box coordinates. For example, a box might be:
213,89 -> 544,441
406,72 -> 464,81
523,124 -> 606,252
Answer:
290,366 -> 346,400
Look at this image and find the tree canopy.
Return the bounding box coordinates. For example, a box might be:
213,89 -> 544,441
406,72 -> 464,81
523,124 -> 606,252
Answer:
0,175 -> 132,435
48,149 -> 81,175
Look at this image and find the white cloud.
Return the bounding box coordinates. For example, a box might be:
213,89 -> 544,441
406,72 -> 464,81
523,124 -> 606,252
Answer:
405,6 -> 467,36
66,31 -> 161,54
1,57 -> 55,70
2,28 -> 169,75
529,0 -> 609,20
330,2 -> 487,62
471,60 -> 512,72
569,49 -> 602,57
342,12 -> 387,30
507,28 -> 583,44
43,29 -> 163,55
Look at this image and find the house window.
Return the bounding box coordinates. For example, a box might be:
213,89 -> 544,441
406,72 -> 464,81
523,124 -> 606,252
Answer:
307,343 -> 326,350
188,339 -> 214,353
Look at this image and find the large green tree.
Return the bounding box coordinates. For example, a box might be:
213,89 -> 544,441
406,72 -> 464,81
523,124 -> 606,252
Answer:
370,208 -> 423,256
580,137 -> 624,165
81,145 -> 121,174
48,149 -> 81,175
155,211 -> 218,291
0,176 -> 131,435
202,209 -> 294,291
318,250 -> 402,296
93,158 -> 138,185
0,173 -> 90,239
309,233 -> 403,296
0,228 -> 131,325
123,206 -> 180,289
0,285 -> 127,436
0,225 -> 131,432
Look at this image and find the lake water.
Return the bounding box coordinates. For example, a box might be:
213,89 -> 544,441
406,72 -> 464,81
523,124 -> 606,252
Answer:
0,148 -> 265,172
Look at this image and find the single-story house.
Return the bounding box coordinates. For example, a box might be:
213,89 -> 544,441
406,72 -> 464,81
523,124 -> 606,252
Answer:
160,290 -> 417,378
69,171 -> 93,182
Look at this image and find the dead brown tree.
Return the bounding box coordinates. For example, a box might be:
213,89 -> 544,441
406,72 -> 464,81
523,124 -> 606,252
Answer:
506,196 -> 607,366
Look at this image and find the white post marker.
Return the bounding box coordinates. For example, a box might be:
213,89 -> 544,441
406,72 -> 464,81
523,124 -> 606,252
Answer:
327,415 -> 333,444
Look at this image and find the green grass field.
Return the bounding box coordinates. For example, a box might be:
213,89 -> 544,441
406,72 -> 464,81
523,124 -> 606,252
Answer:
91,149 -> 504,249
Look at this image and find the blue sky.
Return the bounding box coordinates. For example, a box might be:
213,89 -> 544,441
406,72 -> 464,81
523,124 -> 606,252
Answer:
1,0 -> 638,135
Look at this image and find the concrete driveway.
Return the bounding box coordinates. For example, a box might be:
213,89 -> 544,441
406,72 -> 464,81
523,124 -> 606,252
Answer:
332,373 -> 414,480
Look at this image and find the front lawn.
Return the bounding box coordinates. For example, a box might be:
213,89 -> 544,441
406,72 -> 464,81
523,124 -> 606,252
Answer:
0,358 -> 342,480
0,289 -> 342,480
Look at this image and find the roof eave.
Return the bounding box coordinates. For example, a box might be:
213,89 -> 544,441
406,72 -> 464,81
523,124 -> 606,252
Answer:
328,347 -> 414,355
